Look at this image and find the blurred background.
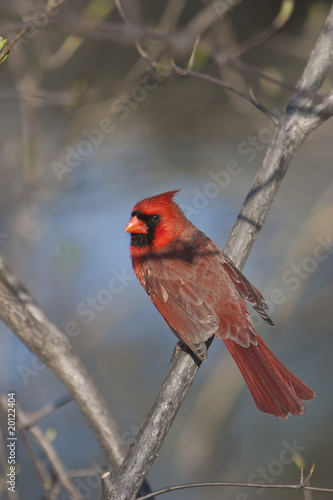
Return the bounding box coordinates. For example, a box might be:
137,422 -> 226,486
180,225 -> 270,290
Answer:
0,0 -> 332,499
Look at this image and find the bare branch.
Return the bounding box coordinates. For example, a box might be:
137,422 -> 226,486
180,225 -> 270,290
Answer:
113,0 -> 154,65
182,0 -> 238,39
172,63 -> 278,122
101,472 -> 113,500
19,395 -> 72,428
213,48 -> 297,93
0,395 -> 78,499
18,431 -> 54,500
0,11 -> 311,99
226,4 -> 333,267
0,257 -> 128,471
227,0 -> 295,59
137,466 -> 322,499
0,0 -> 69,63
108,6 -> 333,499
0,257 -> 154,497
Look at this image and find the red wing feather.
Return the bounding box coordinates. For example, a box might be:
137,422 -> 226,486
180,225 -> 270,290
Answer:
141,233 -> 268,358
146,274 -> 219,361
221,255 -> 274,325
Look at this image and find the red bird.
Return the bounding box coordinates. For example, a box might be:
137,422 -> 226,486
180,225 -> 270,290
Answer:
125,190 -> 315,418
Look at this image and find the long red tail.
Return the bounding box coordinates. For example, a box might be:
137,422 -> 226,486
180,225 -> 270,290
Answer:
224,336 -> 315,418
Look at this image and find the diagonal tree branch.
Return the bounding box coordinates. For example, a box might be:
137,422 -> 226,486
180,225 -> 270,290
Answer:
0,258 -> 155,498
0,256 -> 127,469
107,5 -> 333,499
226,3 -> 333,266
0,258 -> 152,498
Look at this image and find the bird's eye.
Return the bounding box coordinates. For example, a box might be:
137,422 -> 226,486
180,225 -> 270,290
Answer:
152,214 -> 160,223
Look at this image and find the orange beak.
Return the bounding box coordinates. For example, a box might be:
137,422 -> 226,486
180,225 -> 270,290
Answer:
124,215 -> 148,234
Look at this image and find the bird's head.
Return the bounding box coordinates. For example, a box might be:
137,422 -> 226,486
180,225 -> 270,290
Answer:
125,190 -> 187,254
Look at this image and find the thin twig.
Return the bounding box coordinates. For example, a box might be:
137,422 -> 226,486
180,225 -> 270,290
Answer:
18,429 -> 55,500
227,0 -> 295,59
113,0 -> 154,66
214,48 -> 297,93
137,465 -> 322,499
0,0 -> 69,63
0,395 -> 78,500
170,36 -> 200,75
2,12 -> 318,101
172,62 -> 279,122
20,395 -> 72,428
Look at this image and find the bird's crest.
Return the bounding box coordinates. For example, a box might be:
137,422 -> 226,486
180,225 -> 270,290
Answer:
133,189 -> 181,214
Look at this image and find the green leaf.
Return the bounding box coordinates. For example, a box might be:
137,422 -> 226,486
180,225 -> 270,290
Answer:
0,36 -> 9,63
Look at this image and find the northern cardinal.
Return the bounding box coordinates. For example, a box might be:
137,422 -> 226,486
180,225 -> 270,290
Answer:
125,190 -> 315,418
